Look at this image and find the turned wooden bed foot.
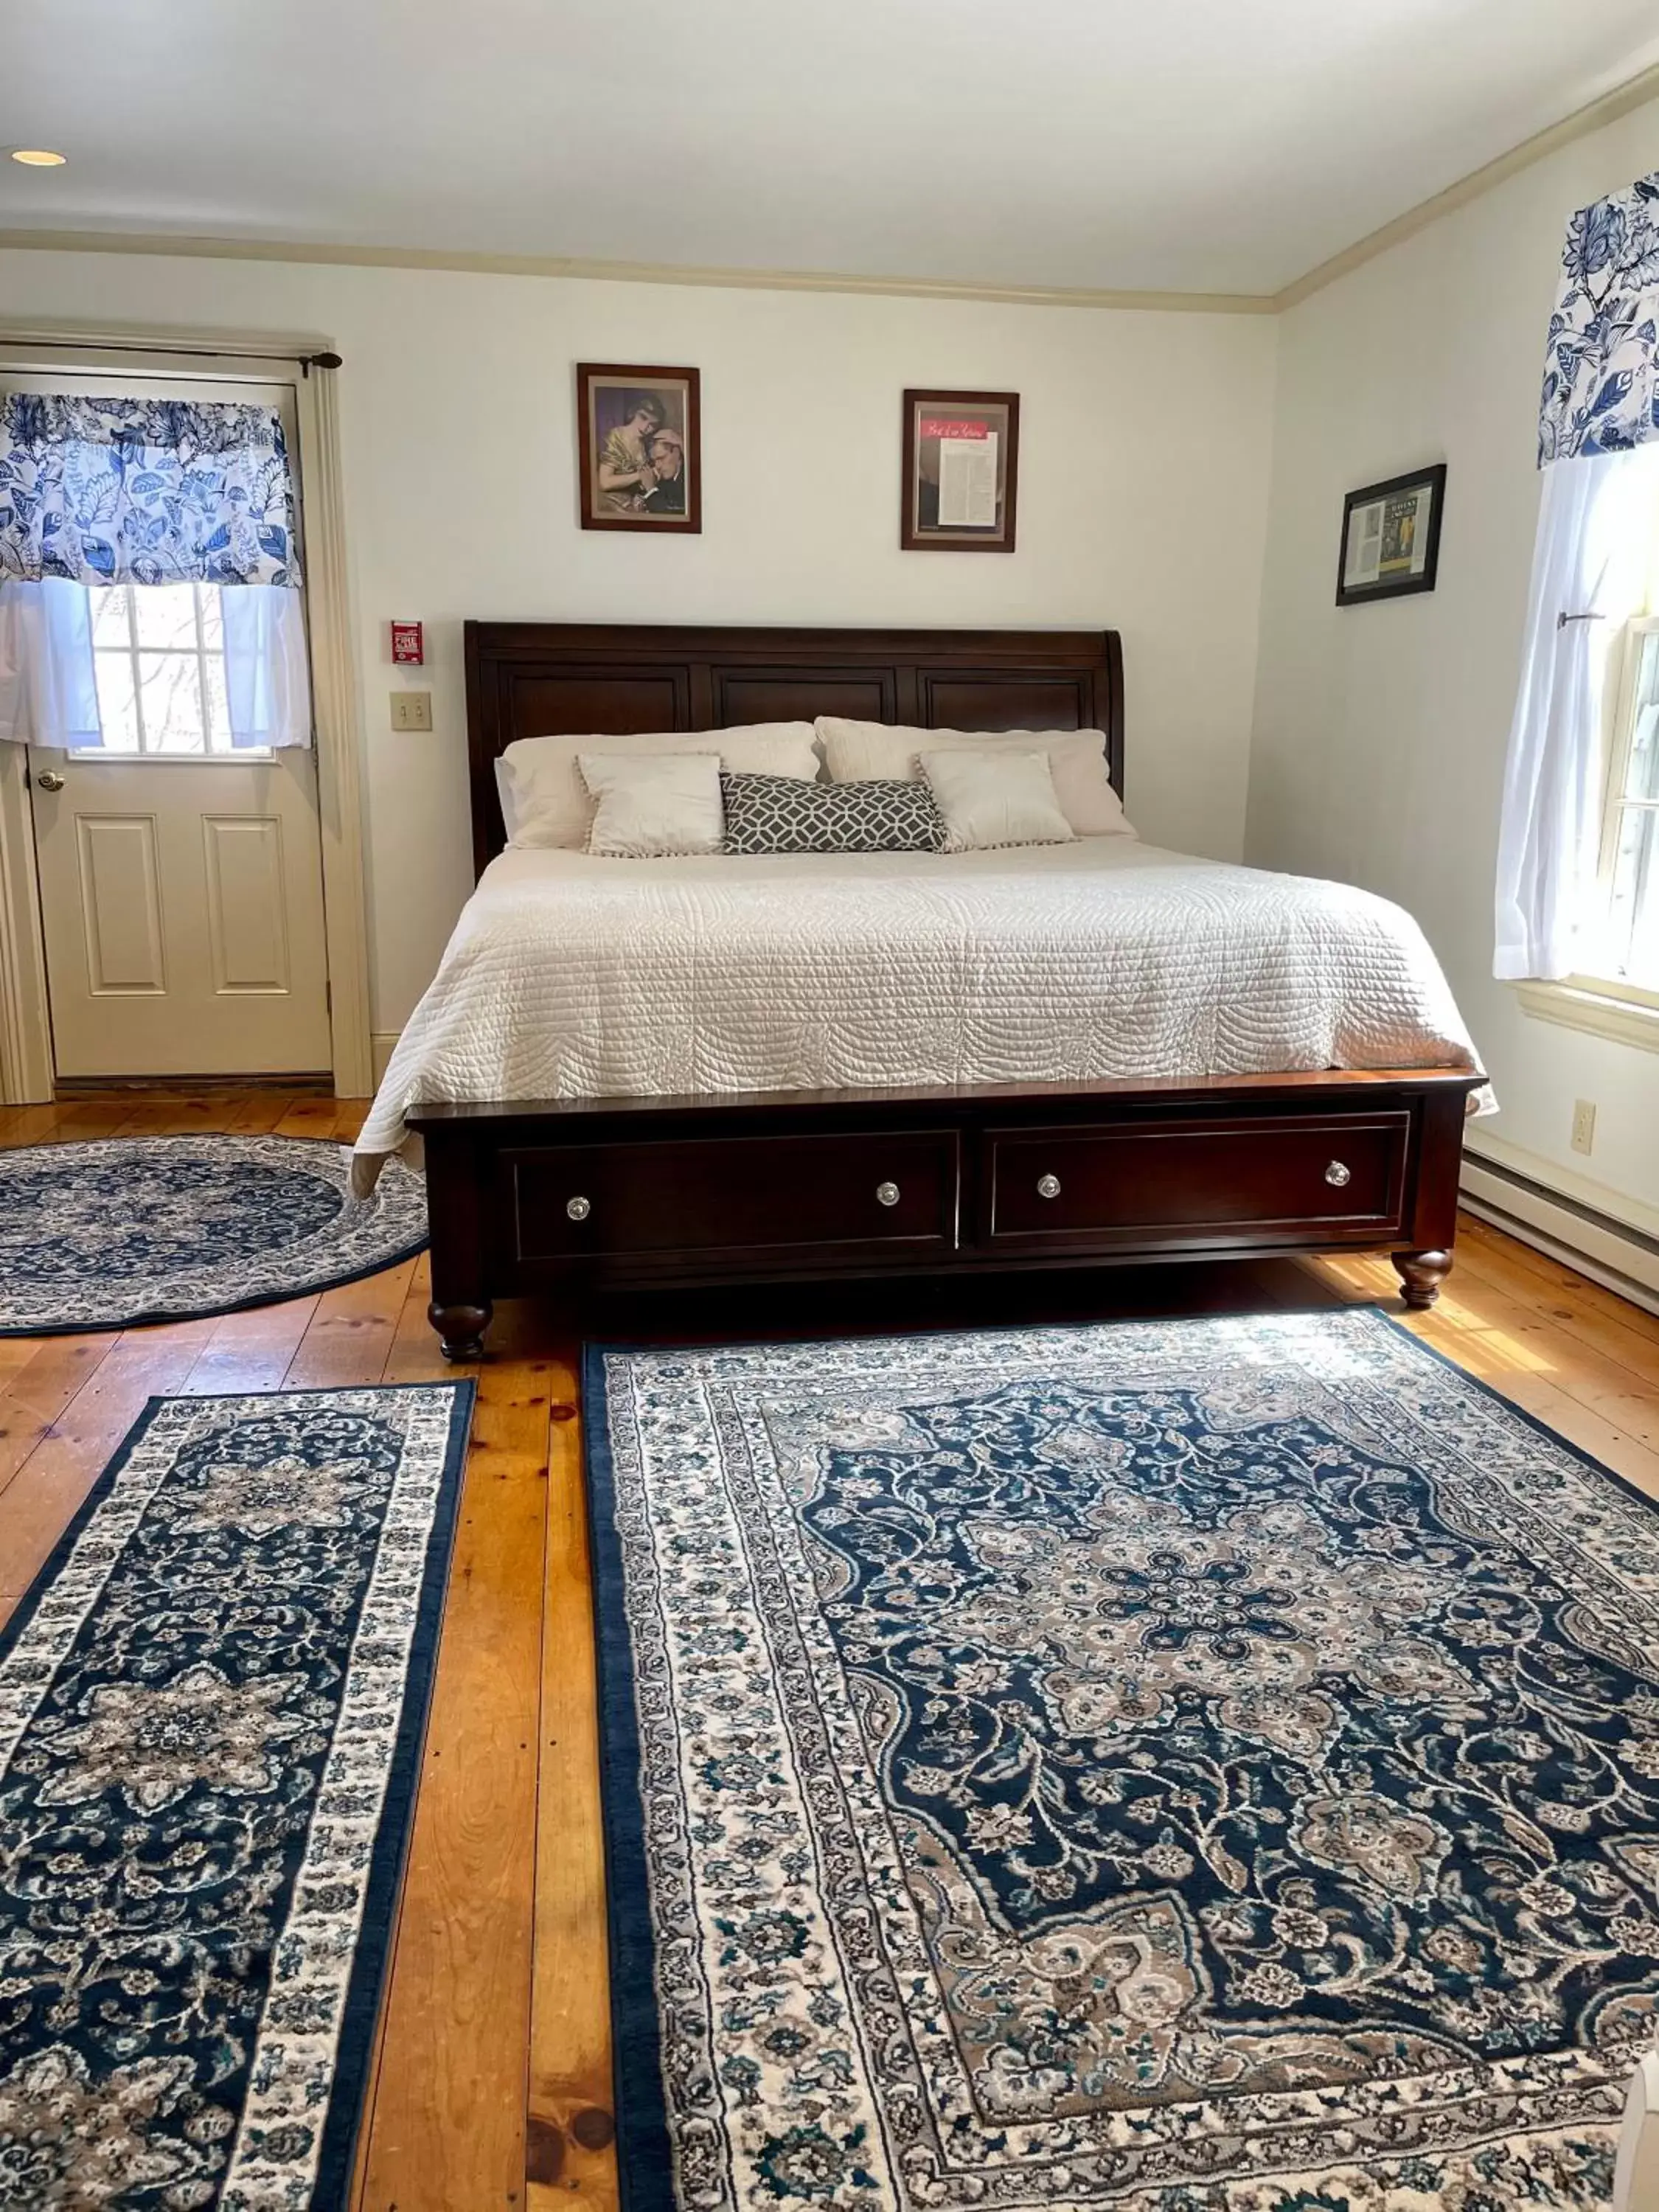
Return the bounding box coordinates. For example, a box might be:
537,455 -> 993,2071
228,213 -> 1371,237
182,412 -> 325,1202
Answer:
1392,1249 -> 1453,1310
430,1301 -> 493,1360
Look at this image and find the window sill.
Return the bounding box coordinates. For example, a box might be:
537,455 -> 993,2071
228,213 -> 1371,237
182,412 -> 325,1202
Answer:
1514,979 -> 1659,1054
57,751 -> 277,766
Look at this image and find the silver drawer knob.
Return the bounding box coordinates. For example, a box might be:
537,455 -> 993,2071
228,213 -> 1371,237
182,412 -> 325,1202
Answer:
1324,1161 -> 1352,1188
875,1180 -> 900,1207
1037,1173 -> 1062,1200
566,1194 -> 591,1221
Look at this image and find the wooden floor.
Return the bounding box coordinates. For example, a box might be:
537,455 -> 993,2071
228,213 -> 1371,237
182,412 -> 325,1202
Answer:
3,1088 -> 1659,2210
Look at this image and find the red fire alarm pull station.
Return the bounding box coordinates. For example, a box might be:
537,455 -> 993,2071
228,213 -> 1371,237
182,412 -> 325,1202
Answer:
390,621 -> 424,665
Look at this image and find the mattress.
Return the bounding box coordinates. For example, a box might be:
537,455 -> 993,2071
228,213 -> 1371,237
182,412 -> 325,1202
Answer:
352,838 -> 1489,1189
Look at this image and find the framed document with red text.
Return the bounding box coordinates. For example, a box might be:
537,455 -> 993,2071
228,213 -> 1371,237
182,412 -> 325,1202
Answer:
900,389 -> 1019,552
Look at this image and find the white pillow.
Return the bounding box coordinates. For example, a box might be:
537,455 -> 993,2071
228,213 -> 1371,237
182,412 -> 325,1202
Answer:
501,723 -> 818,849
816,718 -> 1132,838
920,750 -> 1076,853
578,752 -> 723,858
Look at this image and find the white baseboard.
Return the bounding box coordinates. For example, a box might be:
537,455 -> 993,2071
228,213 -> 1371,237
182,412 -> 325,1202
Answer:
1461,1134 -> 1659,1319
370,1031 -> 400,1087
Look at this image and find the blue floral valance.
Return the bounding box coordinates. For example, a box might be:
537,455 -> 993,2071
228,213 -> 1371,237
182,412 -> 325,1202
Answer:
1539,173 -> 1659,465
0,394 -> 302,588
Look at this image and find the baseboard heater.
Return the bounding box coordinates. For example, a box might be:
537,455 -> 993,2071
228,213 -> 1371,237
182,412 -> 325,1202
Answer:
1460,1149 -> 1659,1320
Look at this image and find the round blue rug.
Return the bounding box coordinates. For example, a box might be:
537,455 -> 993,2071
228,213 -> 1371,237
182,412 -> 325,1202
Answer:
0,1135 -> 428,1335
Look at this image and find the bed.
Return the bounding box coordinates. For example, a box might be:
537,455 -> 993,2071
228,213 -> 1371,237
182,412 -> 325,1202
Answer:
371,622 -> 1485,1357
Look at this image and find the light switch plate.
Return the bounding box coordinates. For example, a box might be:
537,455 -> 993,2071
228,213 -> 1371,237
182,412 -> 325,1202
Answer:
391,690 -> 433,732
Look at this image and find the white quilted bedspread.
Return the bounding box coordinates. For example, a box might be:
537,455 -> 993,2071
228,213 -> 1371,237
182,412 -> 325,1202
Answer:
353,838 -> 1489,1186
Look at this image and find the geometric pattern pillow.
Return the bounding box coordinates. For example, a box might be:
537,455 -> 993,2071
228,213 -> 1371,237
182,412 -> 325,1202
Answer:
720,772 -> 947,855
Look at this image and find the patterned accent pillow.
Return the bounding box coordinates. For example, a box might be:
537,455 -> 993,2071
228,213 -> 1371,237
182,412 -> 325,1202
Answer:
721,772 -> 947,855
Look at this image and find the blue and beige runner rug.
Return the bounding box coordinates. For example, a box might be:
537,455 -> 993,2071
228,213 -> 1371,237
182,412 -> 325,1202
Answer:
584,1310 -> 1658,2211
0,1380 -> 473,2209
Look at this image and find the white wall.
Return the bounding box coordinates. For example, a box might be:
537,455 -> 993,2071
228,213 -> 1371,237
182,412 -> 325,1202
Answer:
0,251 -> 1277,1036
1248,102 -> 1659,1214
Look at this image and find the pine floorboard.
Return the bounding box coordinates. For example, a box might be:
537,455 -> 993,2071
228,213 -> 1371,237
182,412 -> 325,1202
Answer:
0,1088 -> 1656,2209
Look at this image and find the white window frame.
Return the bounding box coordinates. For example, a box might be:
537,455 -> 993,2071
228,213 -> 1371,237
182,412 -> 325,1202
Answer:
0,328 -> 370,1099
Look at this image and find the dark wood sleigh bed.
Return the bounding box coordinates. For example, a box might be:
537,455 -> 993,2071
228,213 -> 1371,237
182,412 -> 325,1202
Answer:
408,620 -> 1478,1357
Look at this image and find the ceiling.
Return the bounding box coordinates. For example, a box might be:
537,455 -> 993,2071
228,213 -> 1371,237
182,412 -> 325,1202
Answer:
4,0 -> 1658,297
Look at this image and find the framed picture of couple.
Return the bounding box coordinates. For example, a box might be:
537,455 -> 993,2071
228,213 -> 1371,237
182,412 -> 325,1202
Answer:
576,364 -> 702,533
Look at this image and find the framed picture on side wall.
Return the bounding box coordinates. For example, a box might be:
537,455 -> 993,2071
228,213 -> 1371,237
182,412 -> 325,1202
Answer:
901,389 -> 1019,552
1336,462 -> 1446,605
576,364 -> 701,533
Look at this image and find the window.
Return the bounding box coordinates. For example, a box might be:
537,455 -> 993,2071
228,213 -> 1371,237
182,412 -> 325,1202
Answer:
0,366 -> 311,756
1587,618 -> 1659,1005
88,582 -> 234,754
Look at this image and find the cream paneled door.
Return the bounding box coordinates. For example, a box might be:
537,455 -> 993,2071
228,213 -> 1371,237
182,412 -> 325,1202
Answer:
30,745 -> 332,1078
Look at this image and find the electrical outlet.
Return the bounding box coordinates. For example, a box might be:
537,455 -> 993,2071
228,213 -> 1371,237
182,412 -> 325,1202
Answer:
1571,1098 -> 1596,1156
390,690 -> 432,732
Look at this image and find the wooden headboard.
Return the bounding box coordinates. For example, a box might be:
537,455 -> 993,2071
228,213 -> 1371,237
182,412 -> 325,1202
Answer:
462,621 -> 1124,877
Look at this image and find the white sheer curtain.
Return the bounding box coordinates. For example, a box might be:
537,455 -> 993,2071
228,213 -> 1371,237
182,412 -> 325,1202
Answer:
220,589 -> 312,749
0,581 -> 102,748
0,579 -> 311,750
1493,445 -> 1659,981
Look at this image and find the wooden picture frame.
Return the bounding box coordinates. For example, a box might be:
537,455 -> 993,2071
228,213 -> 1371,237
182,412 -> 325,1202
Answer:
576,363 -> 701,534
901,389 -> 1019,552
1336,463 -> 1446,605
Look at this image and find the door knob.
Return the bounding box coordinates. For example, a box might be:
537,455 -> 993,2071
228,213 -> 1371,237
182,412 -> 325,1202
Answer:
34,771 -> 65,793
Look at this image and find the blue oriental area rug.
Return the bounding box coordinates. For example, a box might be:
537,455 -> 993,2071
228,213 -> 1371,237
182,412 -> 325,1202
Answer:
0,1380 -> 473,2209
583,1312 -> 1659,2211
0,1134 -> 426,1334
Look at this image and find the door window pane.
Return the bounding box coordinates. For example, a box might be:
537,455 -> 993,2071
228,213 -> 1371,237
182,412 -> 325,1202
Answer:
90,650 -> 142,753
88,583 -> 134,649
131,584 -> 202,651
136,653 -> 208,751
202,653 -> 231,748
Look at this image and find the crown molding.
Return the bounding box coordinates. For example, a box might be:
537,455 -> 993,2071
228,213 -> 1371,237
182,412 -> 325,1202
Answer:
0,226 -> 1274,316
3,56 -> 1658,321
1273,59 -> 1659,310
0,318 -> 334,366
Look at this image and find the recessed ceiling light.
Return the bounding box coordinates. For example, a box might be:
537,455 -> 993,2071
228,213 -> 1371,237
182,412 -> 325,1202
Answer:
10,149 -> 67,167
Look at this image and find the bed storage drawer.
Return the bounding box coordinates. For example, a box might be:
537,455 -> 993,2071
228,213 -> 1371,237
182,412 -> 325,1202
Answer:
980,1111 -> 1411,1250
507,1127 -> 960,1270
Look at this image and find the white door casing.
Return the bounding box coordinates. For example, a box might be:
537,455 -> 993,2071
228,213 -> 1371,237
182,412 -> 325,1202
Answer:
0,329 -> 372,1099
4,362 -> 331,1081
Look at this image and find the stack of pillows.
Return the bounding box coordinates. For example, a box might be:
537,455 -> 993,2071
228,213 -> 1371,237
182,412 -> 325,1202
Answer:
495,717 -> 1135,860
